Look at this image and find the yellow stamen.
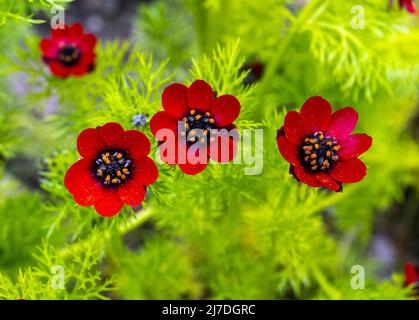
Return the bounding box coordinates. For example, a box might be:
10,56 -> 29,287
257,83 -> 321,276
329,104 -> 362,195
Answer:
310,153 -> 317,159
205,112 -> 211,116
105,175 -> 111,182
311,166 -> 318,171
195,114 -> 202,120
112,178 -> 118,184
117,170 -> 121,177
314,144 -> 320,149
190,110 -> 196,115
122,168 -> 129,174
117,153 -> 123,159
310,160 -> 317,166
209,118 -> 215,123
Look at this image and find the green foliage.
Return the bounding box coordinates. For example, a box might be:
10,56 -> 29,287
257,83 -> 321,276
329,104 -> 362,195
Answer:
0,0 -> 418,300
0,230 -> 113,300
0,0 -> 73,26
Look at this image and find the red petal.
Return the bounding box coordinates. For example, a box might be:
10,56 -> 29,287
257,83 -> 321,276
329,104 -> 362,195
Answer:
329,158 -> 367,183
40,39 -> 57,58
210,94 -> 241,127
79,52 -> 96,66
97,122 -> 124,149
339,134 -> 372,160
122,130 -> 151,159
404,263 -> 419,286
316,173 -> 342,192
93,189 -> 124,217
132,156 -> 159,186
284,111 -> 306,145
277,136 -> 300,166
209,133 -> 238,163
119,182 -> 146,207
162,83 -> 188,118
69,23 -> 84,38
80,34 -> 97,51
149,111 -> 178,137
187,80 -> 215,112
77,128 -> 105,159
326,107 -> 358,141
300,96 -> 332,133
64,159 -> 103,205
178,162 -> 207,175
293,165 -> 322,187
64,159 -> 90,194
49,61 -> 69,78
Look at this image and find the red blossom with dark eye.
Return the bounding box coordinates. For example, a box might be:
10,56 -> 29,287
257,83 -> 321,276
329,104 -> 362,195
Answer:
64,122 -> 158,217
276,96 -> 372,192
149,80 -> 241,175
40,23 -> 97,78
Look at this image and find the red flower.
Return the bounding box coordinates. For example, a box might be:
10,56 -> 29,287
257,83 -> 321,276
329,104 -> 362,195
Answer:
404,262 -> 419,297
40,23 -> 97,78
240,61 -> 264,85
276,96 -> 372,192
149,80 -> 241,175
399,0 -> 417,13
64,122 -> 158,217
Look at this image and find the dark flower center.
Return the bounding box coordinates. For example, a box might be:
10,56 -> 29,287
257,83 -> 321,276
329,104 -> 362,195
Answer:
58,44 -> 81,66
300,131 -> 340,172
94,151 -> 132,186
180,109 -> 217,144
